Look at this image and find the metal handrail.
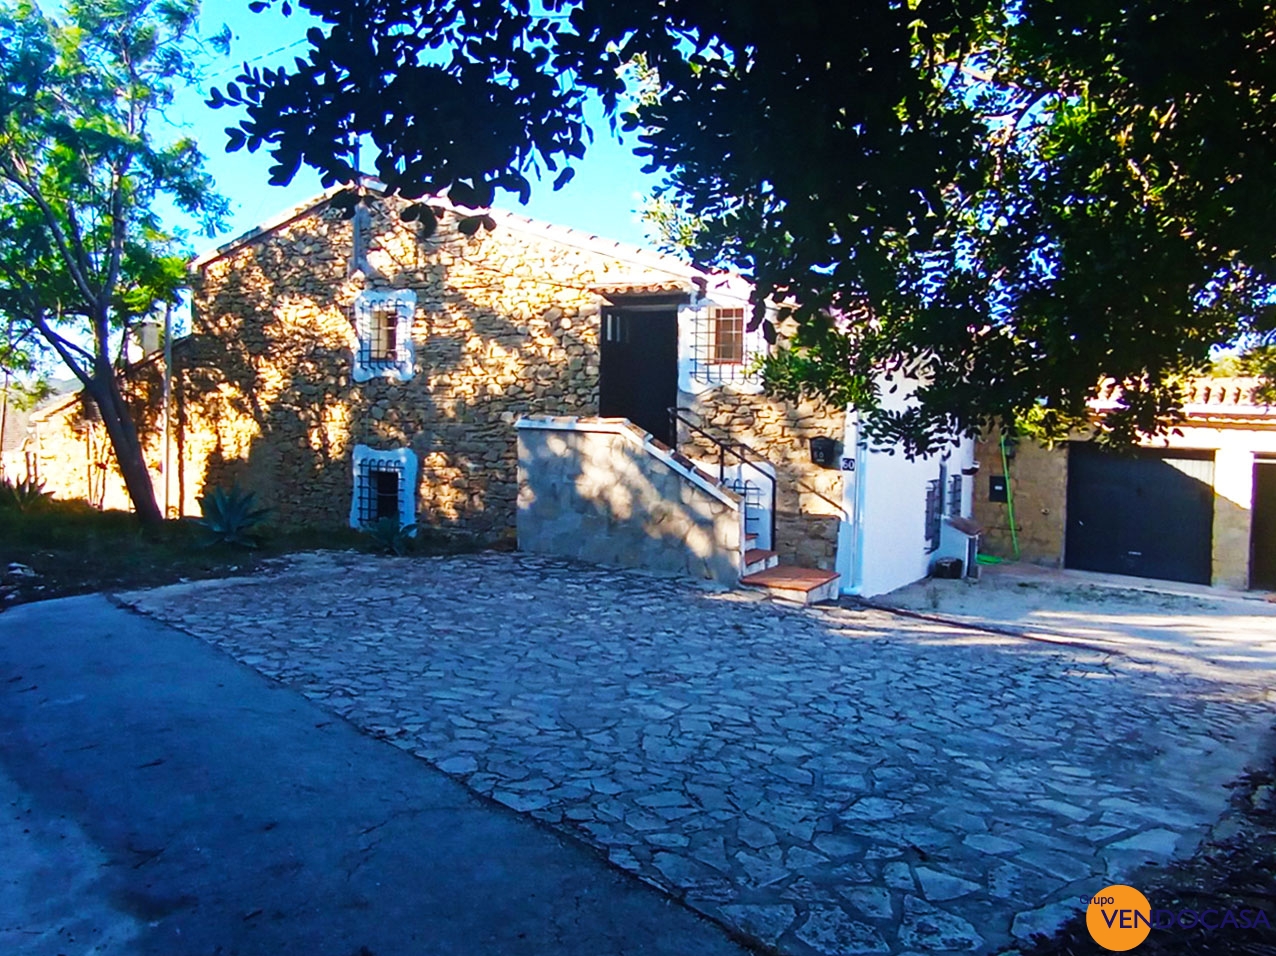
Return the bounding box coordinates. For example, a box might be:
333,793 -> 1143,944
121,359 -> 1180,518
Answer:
668,406 -> 777,551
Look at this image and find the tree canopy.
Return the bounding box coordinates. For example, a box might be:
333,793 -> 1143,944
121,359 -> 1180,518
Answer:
0,0 -> 227,521
217,0 -> 1276,451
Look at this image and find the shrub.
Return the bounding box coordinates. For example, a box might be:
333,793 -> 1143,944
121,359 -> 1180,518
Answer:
363,516 -> 417,555
0,477 -> 51,513
196,484 -> 271,547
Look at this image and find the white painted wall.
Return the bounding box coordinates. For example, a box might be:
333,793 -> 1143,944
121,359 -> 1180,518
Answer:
676,276 -> 768,396
1152,421 -> 1276,509
836,375 -> 976,597
685,457 -> 777,550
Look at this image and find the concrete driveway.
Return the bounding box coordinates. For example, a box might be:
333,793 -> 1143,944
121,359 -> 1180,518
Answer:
879,562 -> 1276,683
113,551 -> 1276,956
0,594 -> 750,956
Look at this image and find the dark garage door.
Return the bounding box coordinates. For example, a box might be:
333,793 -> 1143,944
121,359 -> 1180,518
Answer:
1253,460 -> 1276,591
1065,444 -> 1215,585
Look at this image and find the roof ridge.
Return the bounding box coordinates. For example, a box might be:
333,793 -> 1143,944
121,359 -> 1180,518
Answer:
1091,375 -> 1271,414
189,180 -> 733,288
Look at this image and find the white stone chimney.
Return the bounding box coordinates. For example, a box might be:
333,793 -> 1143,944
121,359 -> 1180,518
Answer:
132,319 -> 161,360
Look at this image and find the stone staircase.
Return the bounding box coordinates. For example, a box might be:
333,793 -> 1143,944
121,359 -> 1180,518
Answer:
737,522 -> 840,606
673,408 -> 840,606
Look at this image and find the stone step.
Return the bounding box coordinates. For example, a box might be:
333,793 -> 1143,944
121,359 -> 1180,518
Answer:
743,548 -> 779,576
740,566 -> 841,606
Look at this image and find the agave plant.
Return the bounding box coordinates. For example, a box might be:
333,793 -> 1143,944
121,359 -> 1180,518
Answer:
364,515 -> 417,555
0,477 -> 50,513
196,484 -> 271,547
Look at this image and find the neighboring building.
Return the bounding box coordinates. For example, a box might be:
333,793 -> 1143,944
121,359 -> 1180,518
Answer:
1,399 -> 36,483
973,379 -> 1276,591
2,380 -> 77,488
31,187 -> 973,598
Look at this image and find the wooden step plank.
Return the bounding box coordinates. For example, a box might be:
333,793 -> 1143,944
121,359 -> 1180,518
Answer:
744,548 -> 778,565
739,567 -> 839,593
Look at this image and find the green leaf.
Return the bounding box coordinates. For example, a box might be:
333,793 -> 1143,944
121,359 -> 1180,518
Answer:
0,0 -> 228,521
552,167 -> 575,191
183,0 -> 1276,449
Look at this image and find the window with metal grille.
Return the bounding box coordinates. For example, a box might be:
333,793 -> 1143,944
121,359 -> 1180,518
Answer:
355,460 -> 405,526
948,474 -> 963,516
924,478 -> 942,552
352,290 -> 416,382
368,305 -> 399,364
713,308 -> 745,364
690,306 -> 754,384
349,445 -> 418,530
372,468 -> 400,521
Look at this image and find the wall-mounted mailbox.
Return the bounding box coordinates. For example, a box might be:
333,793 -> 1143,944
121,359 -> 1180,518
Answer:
810,436 -> 839,468
989,475 -> 1009,503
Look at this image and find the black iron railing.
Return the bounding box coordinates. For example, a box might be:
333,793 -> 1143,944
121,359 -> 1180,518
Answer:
668,406 -> 777,551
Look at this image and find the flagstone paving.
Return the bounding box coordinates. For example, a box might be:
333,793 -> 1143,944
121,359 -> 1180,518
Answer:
122,552 -> 1276,956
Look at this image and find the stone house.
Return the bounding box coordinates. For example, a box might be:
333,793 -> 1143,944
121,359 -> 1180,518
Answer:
30,187 -> 975,599
1,400 -> 38,485
973,379 -> 1276,591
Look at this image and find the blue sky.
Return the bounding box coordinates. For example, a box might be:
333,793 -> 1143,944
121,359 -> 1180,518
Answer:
168,0 -> 666,255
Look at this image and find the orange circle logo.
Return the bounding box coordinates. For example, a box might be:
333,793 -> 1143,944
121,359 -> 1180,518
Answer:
1087,884 -> 1153,951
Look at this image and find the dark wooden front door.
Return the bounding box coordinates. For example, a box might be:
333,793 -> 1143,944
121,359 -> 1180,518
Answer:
1252,460 -> 1276,591
1065,443 -> 1215,585
599,307 -> 678,445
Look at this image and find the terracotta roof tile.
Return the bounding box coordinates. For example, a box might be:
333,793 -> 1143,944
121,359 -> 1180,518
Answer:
1090,377 -> 1272,418
1183,377 -> 1265,407
590,279 -> 694,297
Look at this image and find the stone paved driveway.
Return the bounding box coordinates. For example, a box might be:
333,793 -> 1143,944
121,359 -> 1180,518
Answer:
123,552 -> 1276,956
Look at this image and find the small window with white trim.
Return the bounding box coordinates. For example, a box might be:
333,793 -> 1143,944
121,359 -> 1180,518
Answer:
353,290 -> 416,382
691,305 -> 760,384
368,304 -> 399,363
350,445 -> 418,530
712,307 -> 745,365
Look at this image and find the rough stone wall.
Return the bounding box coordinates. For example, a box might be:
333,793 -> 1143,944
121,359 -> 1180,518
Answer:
32,397 -> 118,509
974,423 -> 1276,588
972,429 -> 1068,566
679,388 -> 845,570
28,194 -> 851,566
32,363 -> 171,514
517,421 -> 743,581
177,195 -> 682,535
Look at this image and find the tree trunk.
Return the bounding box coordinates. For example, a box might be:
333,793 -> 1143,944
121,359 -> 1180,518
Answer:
85,373 -> 163,527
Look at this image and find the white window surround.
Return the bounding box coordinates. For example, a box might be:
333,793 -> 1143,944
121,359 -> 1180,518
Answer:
352,289 -> 416,382
678,295 -> 769,395
349,444 -> 419,531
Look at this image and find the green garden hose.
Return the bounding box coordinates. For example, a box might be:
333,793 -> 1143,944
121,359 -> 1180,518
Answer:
999,432 -> 1021,560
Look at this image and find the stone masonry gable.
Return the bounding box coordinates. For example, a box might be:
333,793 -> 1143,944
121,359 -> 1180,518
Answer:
180,192 -> 703,536
32,190 -> 849,575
